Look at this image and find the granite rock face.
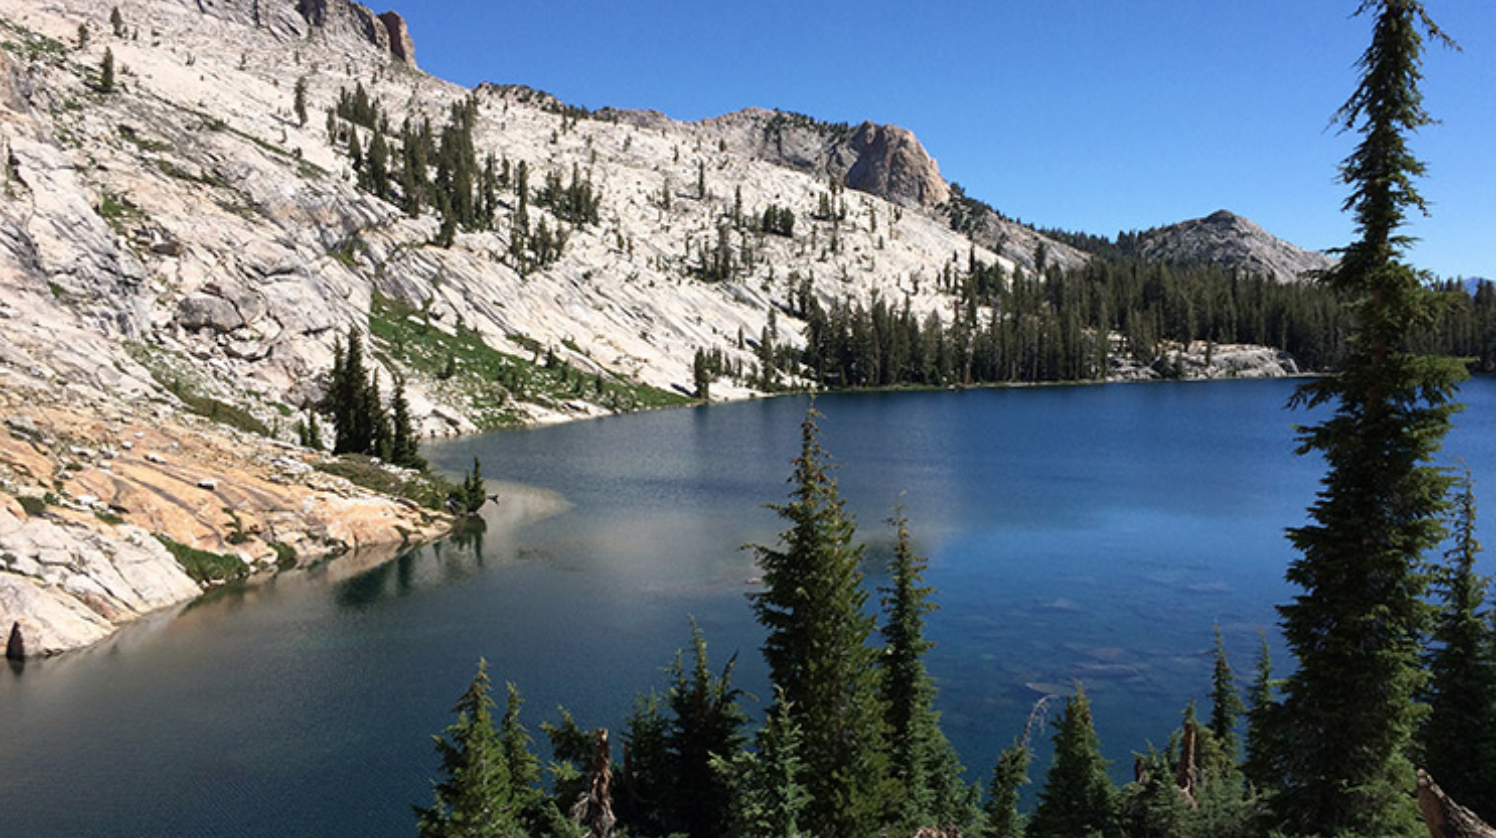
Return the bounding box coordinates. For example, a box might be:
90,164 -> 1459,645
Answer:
1132,209 -> 1335,284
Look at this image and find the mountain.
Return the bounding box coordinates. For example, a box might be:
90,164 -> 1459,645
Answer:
0,0 -> 1311,655
1127,209 -> 1335,283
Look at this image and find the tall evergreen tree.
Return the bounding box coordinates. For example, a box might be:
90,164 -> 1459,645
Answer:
1422,470 -> 1496,821
99,47 -> 115,94
749,406 -> 893,838
293,76 -> 308,127
1027,684 -> 1119,838
664,620 -> 748,838
1241,633 -> 1279,798
1272,3 -> 1466,833
879,508 -> 973,832
1208,624 -> 1244,757
713,691 -> 816,838
981,740 -> 1031,838
415,659 -> 525,838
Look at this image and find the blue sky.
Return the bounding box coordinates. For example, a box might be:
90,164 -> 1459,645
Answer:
397,1 -> 1492,279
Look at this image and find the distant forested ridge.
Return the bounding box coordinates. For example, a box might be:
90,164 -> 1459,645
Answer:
789,256 -> 1496,390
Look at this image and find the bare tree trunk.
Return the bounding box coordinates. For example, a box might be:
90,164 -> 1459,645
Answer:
1418,770 -> 1496,838
570,728 -> 616,838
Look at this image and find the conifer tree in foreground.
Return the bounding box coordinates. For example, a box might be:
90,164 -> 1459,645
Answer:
1422,470 -> 1496,821
713,690 -> 816,838
749,405 -> 893,838
981,739 -> 1031,838
879,508 -> 974,832
415,659 -> 525,838
1208,624 -> 1244,757
664,620 -> 748,838
1271,2 -> 1466,833
1027,684 -> 1118,838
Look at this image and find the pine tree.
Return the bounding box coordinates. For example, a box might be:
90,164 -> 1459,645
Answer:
664,619 -> 747,838
879,508 -> 973,832
749,406 -> 893,838
294,76 -> 308,128
1027,684 -> 1119,838
415,659 -> 524,838
109,7 -> 124,38
981,740 -> 1030,838
99,47 -> 115,94
455,457 -> 485,515
1272,3 -> 1466,833
1208,624 -> 1244,757
620,692 -> 669,835
712,690 -> 816,838
388,376 -> 425,470
1241,633 -> 1278,798
1422,470 -> 1496,821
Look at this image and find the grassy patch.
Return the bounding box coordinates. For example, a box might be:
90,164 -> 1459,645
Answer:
15,494 -> 48,516
163,377 -> 270,437
125,343 -> 272,437
268,541 -> 297,570
155,535 -> 246,585
368,293 -> 688,429
314,454 -> 458,512
94,509 -> 124,525
117,124 -> 173,153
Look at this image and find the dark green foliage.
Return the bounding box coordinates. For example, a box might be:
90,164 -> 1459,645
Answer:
1241,633 -> 1278,798
534,163 -> 601,226
455,457 -> 485,516
1119,746 -> 1189,838
415,659 -> 527,838
154,535 -> 245,585
1271,4 -> 1466,834
748,407 -> 893,838
1208,625 -> 1245,757
1422,471 -> 1496,821
1027,685 -> 1119,838
712,691 -> 816,838
293,76 -> 308,127
692,348 -> 712,401
879,509 -> 975,832
981,740 -> 1030,838
296,409 -> 323,451
760,204 -> 795,237
663,620 -> 748,838
619,692 -> 669,835
98,47 -> 114,93
320,328 -> 425,468
109,7 -> 124,38
312,455 -> 459,511
159,375 -> 271,437
389,378 -> 425,470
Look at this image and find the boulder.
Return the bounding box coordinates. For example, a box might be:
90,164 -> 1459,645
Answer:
177,293 -> 244,332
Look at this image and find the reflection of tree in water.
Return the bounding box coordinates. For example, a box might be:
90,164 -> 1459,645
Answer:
334,518 -> 489,610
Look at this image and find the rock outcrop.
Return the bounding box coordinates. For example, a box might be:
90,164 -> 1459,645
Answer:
295,0 -> 417,67
843,121 -> 950,209
1131,209 -> 1334,284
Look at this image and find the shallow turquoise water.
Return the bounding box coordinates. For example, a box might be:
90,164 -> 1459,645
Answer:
2,378 -> 1492,836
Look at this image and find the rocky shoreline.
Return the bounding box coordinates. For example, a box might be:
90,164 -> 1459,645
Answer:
0,368 -> 450,659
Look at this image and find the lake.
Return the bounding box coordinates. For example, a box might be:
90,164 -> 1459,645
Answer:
2,377 -> 1493,837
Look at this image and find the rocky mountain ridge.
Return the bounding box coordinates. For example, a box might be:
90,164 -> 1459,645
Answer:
1130,209 -> 1335,282
0,0 -> 1318,656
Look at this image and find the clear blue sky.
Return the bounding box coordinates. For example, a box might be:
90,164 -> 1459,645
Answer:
397,1 -> 1492,280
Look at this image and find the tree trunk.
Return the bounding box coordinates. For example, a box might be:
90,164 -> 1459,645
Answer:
1418,770 -> 1496,838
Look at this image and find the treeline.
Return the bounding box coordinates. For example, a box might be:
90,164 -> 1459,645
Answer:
413,413 -> 1496,838
791,259 -> 1496,389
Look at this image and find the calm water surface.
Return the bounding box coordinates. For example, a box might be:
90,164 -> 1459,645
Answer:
2,378 -> 1493,837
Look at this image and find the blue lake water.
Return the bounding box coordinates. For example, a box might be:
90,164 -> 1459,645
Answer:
2,377 -> 1493,836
